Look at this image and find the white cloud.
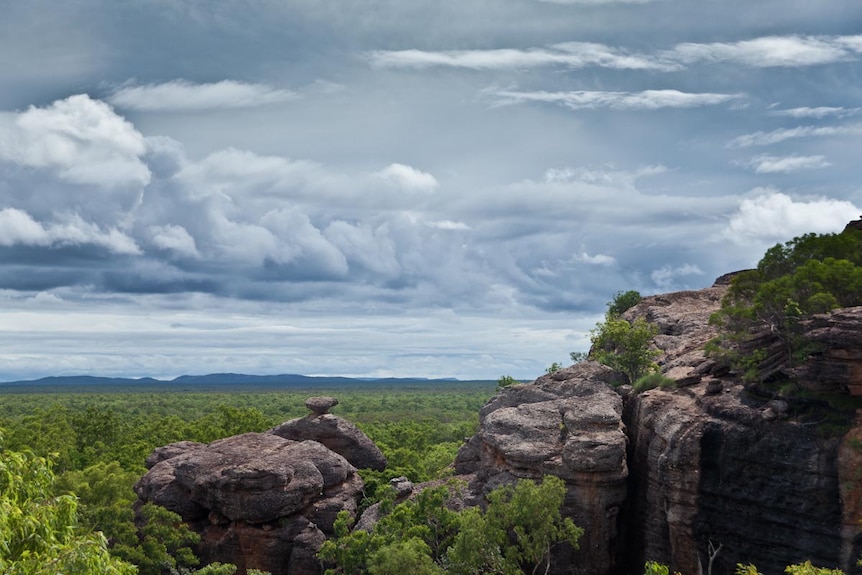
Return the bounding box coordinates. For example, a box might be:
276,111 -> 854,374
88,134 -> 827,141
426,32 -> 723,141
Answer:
0,208 -> 141,254
109,80 -> 297,111
490,89 -> 740,111
149,225 -> 200,258
427,220 -> 471,230
770,106 -> 860,119
377,163 -> 439,192
742,154 -> 830,174
575,252 -> 616,265
370,35 -> 862,73
666,35 -> 862,68
370,43 -> 675,71
0,94 -> 150,188
651,263 -> 704,289
728,123 -> 862,147
724,190 -> 859,244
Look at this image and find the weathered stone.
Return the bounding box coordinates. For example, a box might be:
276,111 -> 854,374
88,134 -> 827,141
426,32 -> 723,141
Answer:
268,413 -> 387,471
793,307 -> 862,396
455,361 -> 629,575
135,432 -> 364,575
305,396 -> 339,415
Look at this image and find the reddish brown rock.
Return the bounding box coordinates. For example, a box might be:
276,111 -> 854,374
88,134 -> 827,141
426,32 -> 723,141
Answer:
268,413 -> 387,471
135,432 -> 364,575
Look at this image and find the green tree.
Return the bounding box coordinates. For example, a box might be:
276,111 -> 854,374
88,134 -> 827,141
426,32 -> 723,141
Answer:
590,316 -> 660,384
319,477 -> 581,575
113,503 -> 201,575
0,439 -> 137,575
545,363 -> 563,374
607,290 -> 642,318
497,375 -> 519,389
710,229 -> 862,380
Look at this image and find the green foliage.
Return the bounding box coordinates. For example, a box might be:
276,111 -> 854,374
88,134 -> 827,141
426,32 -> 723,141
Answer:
0,439 -> 137,574
0,384 -> 494,574
320,476 -> 581,575
497,375 -> 519,389
481,475 -> 582,575
590,316 -> 661,384
545,362 -> 563,374
607,290 -> 642,318
569,351 -> 588,364
644,561 -> 681,575
114,502 -> 200,575
710,230 -> 862,380
632,372 -> 676,393
783,561 -> 844,575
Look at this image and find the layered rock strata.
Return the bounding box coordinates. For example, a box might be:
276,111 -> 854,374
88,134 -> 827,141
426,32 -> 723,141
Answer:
454,362 -> 630,575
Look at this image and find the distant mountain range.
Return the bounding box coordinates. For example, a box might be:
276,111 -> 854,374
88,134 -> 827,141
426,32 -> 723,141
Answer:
0,372 -> 487,389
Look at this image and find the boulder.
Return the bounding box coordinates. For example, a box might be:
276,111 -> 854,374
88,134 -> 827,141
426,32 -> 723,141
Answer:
268,413 -> 387,471
135,432 -> 364,575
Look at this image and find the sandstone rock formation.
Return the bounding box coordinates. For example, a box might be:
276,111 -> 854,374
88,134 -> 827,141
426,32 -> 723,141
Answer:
454,361 -> 629,575
135,430 -> 365,575
456,279 -> 862,575
268,412 -> 387,471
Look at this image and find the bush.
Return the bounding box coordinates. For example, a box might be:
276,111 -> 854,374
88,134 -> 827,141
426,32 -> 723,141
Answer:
590,316 -> 660,384
633,372 -> 676,393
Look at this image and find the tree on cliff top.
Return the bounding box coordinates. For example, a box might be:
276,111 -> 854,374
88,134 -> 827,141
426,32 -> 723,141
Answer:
709,228 -> 862,380
589,291 -> 661,384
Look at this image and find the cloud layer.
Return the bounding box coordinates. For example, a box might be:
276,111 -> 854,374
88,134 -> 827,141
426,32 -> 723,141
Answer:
1,0 -> 861,380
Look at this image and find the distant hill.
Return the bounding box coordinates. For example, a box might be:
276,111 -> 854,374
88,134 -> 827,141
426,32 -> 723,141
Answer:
0,372 -> 490,390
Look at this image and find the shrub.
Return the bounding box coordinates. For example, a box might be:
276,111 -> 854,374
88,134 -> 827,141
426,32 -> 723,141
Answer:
633,372 -> 676,393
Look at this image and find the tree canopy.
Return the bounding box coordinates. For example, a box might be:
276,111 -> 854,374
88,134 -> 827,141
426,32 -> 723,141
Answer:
709,229 -> 862,380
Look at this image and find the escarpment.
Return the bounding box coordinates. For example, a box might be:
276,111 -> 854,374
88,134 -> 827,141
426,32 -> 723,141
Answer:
136,281 -> 862,575
457,279 -> 862,574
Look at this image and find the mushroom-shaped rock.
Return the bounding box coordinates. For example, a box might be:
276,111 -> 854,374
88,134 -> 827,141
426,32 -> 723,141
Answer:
268,414 -> 387,471
135,432 -> 359,524
305,396 -> 339,415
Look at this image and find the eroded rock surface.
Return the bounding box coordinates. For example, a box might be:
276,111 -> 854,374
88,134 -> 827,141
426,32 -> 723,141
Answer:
455,361 -> 629,575
455,281 -> 862,575
268,412 -> 387,471
135,432 -> 363,575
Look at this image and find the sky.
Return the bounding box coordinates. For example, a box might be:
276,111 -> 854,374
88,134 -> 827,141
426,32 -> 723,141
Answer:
0,0 -> 860,381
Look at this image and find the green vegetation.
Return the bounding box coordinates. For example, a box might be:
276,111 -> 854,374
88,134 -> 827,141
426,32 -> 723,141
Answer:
606,289 -> 642,318
0,382 -> 495,573
319,475 -> 582,575
632,372 -> 676,393
0,438 -> 136,574
644,561 -> 847,575
589,291 -> 661,385
497,375 -> 519,389
709,229 -> 862,381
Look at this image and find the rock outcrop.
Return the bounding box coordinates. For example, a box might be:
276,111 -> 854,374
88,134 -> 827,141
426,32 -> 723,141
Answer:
456,280 -> 862,574
454,362 -> 629,575
135,430 -> 365,574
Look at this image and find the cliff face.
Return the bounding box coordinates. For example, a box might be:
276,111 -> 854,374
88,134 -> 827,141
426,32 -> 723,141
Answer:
456,283 -> 862,575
